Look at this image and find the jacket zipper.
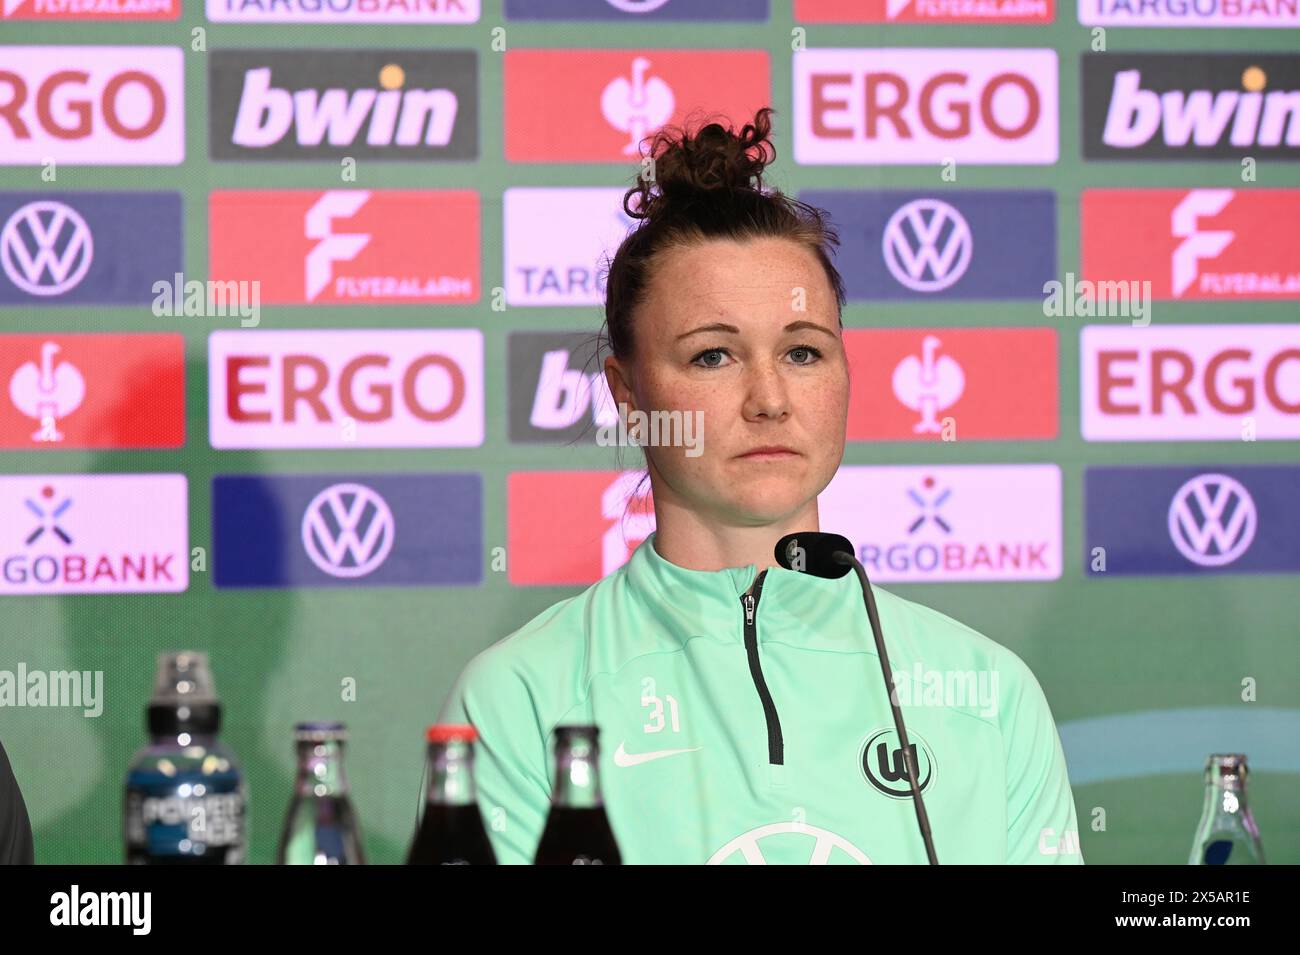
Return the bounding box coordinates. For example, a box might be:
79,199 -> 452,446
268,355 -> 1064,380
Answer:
741,569 -> 784,765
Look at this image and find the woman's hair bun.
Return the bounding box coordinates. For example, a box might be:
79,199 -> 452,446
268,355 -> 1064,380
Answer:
625,107 -> 777,220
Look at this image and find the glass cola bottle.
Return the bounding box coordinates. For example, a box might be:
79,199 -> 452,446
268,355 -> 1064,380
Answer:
124,651 -> 246,864
406,725 -> 496,864
533,725 -> 621,865
1189,753 -> 1265,865
277,721 -> 367,864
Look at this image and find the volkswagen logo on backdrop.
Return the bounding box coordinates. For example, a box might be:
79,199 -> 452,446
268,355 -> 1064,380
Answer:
300,482 -> 395,578
881,199 -> 972,293
0,201 -> 94,297
1167,473 -> 1257,567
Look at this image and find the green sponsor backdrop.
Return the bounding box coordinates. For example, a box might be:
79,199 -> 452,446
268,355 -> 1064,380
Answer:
1,2 -> 1297,864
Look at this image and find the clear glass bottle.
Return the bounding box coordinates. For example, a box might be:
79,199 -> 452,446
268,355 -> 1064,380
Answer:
124,651 -> 246,864
533,725 -> 621,865
276,721 -> 366,865
1189,753 -> 1265,865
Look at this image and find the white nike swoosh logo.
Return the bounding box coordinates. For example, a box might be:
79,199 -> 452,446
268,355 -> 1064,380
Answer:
613,742 -> 702,767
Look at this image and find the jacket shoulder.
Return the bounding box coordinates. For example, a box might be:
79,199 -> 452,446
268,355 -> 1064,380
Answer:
443,568 -> 630,731
868,585 -> 1046,724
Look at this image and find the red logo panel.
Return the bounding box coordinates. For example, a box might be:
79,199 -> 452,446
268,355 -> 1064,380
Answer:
1082,189 -> 1300,300
505,50 -> 770,162
844,328 -> 1058,440
209,189 -> 479,304
508,471 -> 655,585
0,333 -> 184,448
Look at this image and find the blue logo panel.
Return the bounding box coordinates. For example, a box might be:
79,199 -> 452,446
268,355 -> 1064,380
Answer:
799,189 -> 1056,301
213,473 -> 482,588
0,192 -> 182,304
505,0 -> 769,20
1084,466 -> 1300,576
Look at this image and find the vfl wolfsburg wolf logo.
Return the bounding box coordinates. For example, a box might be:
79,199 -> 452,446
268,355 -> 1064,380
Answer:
860,728 -> 935,798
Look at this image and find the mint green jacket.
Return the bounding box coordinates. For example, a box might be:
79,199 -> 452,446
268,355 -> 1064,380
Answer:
438,531 -> 1083,864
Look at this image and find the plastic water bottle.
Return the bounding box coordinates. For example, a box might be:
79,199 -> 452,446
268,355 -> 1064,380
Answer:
124,651 -> 246,864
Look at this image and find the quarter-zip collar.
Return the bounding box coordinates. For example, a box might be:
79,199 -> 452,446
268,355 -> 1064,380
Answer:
624,530 -> 880,656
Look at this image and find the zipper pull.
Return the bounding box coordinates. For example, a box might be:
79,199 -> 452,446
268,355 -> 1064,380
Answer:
744,593 -> 755,626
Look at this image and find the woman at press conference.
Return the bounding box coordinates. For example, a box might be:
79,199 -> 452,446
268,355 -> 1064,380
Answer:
436,106 -> 1082,865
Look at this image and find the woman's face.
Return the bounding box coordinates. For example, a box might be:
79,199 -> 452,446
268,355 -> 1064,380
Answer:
604,235 -> 849,527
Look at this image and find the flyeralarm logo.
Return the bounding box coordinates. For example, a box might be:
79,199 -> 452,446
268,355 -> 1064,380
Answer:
795,0 -> 1054,23
206,0 -> 478,21
1082,189 -> 1300,299
504,50 -> 769,162
1079,0 -> 1298,27
1083,53 -> 1300,160
2,0 -> 178,17
794,49 -> 1059,164
0,47 -> 184,165
209,50 -> 478,161
209,190 -> 478,304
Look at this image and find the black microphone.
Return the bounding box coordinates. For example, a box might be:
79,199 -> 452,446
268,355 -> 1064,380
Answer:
775,531 -> 939,865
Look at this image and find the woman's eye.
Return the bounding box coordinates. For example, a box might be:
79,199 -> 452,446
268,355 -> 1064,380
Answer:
788,344 -> 823,364
690,347 -> 732,368
690,345 -> 824,367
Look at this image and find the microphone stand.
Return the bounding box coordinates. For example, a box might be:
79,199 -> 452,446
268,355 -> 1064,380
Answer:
833,550 -> 939,865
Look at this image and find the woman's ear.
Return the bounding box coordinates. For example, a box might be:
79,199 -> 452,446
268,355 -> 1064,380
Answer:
604,355 -> 636,415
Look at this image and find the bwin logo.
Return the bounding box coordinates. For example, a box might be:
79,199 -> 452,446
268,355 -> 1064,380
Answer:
232,64 -> 458,150
860,728 -> 935,798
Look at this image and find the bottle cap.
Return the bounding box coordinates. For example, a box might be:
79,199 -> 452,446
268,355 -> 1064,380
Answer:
555,724 -> 599,739
1206,753 -> 1249,779
427,724 -> 478,744
294,721 -> 347,743
553,724 -> 600,752
147,650 -> 221,736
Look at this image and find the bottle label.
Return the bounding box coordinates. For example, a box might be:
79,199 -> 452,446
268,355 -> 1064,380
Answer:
125,769 -> 246,863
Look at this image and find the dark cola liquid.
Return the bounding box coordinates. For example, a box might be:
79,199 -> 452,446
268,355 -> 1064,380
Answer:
407,804 -> 496,865
533,808 -> 622,865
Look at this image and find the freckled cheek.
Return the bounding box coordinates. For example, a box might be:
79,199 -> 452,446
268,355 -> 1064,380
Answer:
798,376 -> 849,421
640,373 -> 727,416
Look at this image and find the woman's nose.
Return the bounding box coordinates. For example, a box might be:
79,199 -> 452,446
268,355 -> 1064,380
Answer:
742,364 -> 790,420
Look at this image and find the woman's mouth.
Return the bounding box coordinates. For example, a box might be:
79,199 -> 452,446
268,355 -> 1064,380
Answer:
736,446 -> 799,460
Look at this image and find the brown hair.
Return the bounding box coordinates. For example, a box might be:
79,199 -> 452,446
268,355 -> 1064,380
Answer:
598,106 -> 846,363
572,108 -> 847,528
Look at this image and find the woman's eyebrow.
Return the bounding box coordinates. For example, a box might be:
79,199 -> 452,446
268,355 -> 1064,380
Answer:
785,320 -> 837,339
676,322 -> 740,340
676,320 -> 836,341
